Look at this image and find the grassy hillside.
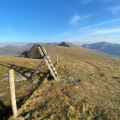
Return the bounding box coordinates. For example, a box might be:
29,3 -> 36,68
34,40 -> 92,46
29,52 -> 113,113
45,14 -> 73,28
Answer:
0,43 -> 120,119
26,42 -> 120,61
6,58 -> 120,120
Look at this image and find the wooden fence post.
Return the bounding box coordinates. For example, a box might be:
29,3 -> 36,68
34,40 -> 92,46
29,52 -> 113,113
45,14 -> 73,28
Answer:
8,69 -> 17,117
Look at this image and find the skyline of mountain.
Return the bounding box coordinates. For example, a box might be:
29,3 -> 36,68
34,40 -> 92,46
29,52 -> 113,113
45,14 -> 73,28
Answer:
82,41 -> 120,56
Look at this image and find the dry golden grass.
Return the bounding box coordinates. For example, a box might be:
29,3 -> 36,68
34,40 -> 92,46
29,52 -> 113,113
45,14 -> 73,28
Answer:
8,59 -> 120,120
0,55 -> 41,115
0,44 -> 120,120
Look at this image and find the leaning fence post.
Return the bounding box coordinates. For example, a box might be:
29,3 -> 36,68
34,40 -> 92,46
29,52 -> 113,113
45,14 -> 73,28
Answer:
8,69 -> 17,117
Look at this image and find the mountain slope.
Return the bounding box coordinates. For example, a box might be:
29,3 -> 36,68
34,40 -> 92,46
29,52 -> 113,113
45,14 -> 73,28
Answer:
0,43 -> 34,56
25,42 -> 120,61
82,41 -> 120,56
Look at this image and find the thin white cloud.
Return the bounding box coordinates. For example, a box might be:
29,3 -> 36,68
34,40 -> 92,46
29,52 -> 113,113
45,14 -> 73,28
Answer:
82,0 -> 92,4
70,14 -> 81,24
79,19 -> 120,30
87,28 -> 120,35
107,5 -> 120,14
69,14 -> 92,24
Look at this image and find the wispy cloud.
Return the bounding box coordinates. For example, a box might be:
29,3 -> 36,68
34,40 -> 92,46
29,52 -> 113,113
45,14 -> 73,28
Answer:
79,19 -> 120,30
69,14 -> 92,24
87,28 -> 120,35
82,0 -> 92,4
70,14 -> 81,23
107,5 -> 120,14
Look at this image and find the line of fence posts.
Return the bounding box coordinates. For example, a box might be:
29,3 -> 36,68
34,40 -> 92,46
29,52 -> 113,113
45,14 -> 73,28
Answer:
57,55 -> 64,64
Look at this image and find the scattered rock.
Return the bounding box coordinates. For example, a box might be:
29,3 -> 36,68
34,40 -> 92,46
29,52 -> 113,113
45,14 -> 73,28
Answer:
1,73 -> 33,81
14,76 -> 27,81
33,80 -> 40,84
1,77 -> 9,81
112,76 -> 120,79
75,79 -> 81,82
3,73 -> 8,76
1,76 -> 27,81
61,79 -> 66,83
90,74 -> 94,76
100,73 -> 104,77
23,73 -> 33,78
64,76 -> 73,79
89,77 -> 91,79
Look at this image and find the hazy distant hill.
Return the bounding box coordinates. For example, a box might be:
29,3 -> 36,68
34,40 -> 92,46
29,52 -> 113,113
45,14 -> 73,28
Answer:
82,41 -> 120,56
24,42 -> 120,61
0,43 -> 35,56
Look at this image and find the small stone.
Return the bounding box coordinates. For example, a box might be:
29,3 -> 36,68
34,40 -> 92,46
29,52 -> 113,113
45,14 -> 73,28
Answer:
1,75 -> 27,81
100,73 -> 104,77
33,80 -> 40,84
61,79 -> 66,83
76,79 -> 81,82
23,73 -> 32,78
67,76 -> 72,79
3,73 -> 8,76
14,76 -> 27,81
90,74 -> 94,76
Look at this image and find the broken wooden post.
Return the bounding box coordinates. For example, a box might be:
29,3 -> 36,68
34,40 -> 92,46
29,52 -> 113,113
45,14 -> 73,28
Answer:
57,55 -> 58,64
8,69 -> 17,117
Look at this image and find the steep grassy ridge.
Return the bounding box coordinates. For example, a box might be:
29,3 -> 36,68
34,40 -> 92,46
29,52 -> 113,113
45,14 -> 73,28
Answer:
26,42 -> 120,61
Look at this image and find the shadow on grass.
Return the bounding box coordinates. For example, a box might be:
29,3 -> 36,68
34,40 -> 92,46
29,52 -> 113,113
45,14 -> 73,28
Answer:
0,101 -> 11,120
0,63 -> 34,76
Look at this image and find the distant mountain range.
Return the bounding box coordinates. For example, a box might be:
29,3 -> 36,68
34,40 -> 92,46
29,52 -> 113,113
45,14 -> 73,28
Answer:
23,42 -> 120,61
0,42 -> 59,56
1,41 -> 120,57
82,41 -> 120,56
0,43 -> 35,56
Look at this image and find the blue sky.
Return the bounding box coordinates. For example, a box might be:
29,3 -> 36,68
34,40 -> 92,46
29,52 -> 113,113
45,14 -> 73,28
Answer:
0,0 -> 120,47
